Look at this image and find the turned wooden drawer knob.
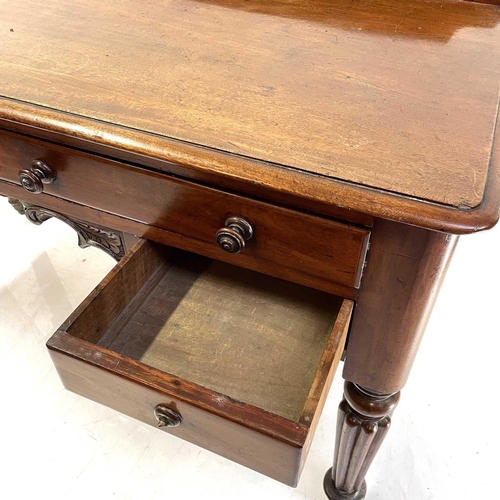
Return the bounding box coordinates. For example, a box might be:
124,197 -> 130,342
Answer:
18,160 -> 56,194
154,405 -> 182,428
215,217 -> 253,254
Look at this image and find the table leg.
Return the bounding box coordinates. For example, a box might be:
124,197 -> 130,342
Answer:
324,383 -> 399,499
324,219 -> 457,499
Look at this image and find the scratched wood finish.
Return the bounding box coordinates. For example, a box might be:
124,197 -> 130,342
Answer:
1,0 -> 500,227
48,344 -> 304,485
0,129 -> 370,291
2,102 -> 499,235
47,239 -> 353,485
0,110 -> 374,228
343,219 -> 458,394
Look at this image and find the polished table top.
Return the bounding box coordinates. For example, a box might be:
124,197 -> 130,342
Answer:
1,0 -> 500,232
1,2 -> 499,496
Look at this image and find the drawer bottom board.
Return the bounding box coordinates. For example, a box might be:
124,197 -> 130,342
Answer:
97,253 -> 342,422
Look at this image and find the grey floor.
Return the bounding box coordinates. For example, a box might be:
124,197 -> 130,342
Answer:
1,198 -> 498,500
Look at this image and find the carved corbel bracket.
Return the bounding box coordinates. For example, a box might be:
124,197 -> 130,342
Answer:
8,198 -> 128,261
8,197 -> 26,215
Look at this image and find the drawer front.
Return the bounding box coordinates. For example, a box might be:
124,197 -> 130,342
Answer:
47,339 -> 302,485
47,240 -> 353,486
0,129 -> 369,294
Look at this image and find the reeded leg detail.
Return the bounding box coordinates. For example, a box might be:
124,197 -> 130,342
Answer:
324,382 -> 400,500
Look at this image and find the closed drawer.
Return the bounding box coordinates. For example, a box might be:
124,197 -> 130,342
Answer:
0,128 -> 369,296
47,240 -> 353,486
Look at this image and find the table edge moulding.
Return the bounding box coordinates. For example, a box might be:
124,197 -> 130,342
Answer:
1,96 -> 500,234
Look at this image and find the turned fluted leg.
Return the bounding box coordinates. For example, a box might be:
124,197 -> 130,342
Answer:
324,382 -> 400,499
322,220 -> 457,498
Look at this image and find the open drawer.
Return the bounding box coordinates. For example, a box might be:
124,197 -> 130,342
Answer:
47,240 -> 353,486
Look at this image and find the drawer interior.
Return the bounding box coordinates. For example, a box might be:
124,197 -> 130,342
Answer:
74,242 -> 344,422
48,240 -> 353,485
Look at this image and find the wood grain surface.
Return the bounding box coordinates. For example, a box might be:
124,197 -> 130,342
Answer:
0,129 -> 370,291
466,0 -> 500,5
48,341 -> 305,486
47,239 -> 353,485
99,256 -> 344,422
1,0 -> 500,216
343,219 -> 458,393
0,182 -> 362,297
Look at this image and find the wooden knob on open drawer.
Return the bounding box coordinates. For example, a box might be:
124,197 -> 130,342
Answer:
154,405 -> 182,428
18,160 -> 56,194
215,217 -> 253,254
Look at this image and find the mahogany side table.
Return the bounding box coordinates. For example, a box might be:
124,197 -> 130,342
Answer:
1,0 -> 499,498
